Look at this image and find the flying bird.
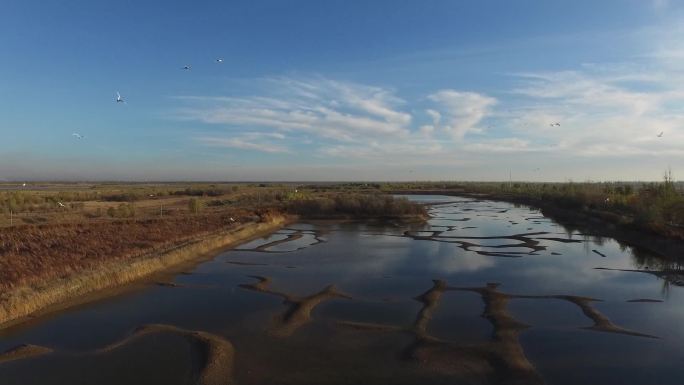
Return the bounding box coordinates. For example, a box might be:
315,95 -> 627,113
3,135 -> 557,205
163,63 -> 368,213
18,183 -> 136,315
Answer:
72,132 -> 84,139
550,122 -> 561,127
57,202 -> 66,208
22,183 -> 26,187
215,58 -> 224,63
657,131 -> 664,137
182,65 -> 191,70
116,91 -> 125,103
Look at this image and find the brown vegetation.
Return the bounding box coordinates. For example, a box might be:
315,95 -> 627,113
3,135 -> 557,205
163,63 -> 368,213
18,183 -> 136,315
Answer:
0,212 -> 259,291
0,184 -> 426,327
286,193 -> 428,220
0,209 -> 288,327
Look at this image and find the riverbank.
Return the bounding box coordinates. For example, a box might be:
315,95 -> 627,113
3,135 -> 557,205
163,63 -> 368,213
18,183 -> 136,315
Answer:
0,213 -> 292,328
0,188 -> 428,329
391,188 -> 684,263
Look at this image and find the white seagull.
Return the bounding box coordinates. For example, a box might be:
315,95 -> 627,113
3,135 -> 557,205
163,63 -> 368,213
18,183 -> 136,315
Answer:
22,183 -> 26,187
57,202 -> 66,208
657,131 -> 664,137
549,122 -> 561,127
215,58 -> 224,63
116,91 -> 125,103
72,132 -> 84,139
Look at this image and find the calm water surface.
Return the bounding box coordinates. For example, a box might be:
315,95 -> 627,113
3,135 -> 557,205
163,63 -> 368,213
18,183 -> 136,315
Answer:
1,196 -> 683,384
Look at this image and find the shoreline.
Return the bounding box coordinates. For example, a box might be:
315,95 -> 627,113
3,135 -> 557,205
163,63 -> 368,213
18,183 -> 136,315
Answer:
391,189 -> 684,260
0,214 -> 293,329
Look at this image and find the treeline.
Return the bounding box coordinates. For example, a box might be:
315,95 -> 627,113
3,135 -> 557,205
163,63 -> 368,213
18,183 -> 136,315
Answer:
0,192 -> 87,213
286,194 -> 427,219
101,185 -> 240,202
0,185 -> 244,212
303,176 -> 684,231
462,172 -> 684,230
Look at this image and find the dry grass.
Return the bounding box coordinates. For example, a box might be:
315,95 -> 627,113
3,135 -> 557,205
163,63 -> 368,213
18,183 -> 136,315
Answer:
0,182 -> 281,227
0,210 -> 289,326
286,193 -> 428,219
0,184 -> 427,326
0,211 -> 258,291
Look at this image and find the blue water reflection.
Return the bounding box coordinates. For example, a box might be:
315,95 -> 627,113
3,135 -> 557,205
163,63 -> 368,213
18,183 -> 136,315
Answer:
1,196 -> 682,384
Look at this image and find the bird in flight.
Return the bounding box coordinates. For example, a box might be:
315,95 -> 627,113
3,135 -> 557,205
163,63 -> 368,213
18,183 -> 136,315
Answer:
72,132 -> 84,139
657,131 -> 664,137
549,122 -> 561,127
116,91 -> 125,103
57,202 -> 66,208
22,183 -> 26,187
183,65 -> 191,70
215,58 -> 224,63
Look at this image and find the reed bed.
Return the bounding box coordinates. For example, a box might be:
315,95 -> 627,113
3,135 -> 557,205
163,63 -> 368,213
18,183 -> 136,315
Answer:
0,211 -> 288,326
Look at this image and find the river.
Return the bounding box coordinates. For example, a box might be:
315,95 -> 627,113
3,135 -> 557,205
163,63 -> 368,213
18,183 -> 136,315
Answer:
1,196 -> 683,385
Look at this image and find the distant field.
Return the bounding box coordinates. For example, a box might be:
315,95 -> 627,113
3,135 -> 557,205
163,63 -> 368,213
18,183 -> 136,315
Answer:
0,182 -> 425,295
0,183 -> 285,227
2,179 -> 683,231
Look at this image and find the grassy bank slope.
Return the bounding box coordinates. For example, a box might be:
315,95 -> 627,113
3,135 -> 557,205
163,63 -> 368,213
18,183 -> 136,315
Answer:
0,188 -> 426,327
0,211 -> 289,327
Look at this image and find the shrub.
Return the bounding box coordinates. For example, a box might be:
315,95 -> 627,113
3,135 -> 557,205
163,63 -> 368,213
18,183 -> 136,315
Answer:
107,203 -> 136,218
188,198 -> 203,214
287,194 -> 427,218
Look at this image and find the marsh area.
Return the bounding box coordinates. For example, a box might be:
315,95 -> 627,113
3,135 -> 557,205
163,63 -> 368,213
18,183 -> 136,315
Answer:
1,196 -> 683,385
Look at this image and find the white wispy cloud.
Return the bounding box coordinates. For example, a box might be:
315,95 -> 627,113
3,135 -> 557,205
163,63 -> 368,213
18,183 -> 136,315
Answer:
512,70 -> 664,115
196,132 -> 289,153
467,138 -> 539,153
177,77 -> 415,143
427,90 -> 497,138
505,62 -> 684,158
652,0 -> 670,11
170,17 -> 684,181
176,76 -> 496,160
320,141 -> 445,160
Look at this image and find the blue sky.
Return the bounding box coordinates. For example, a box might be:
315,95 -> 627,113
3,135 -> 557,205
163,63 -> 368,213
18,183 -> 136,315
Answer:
1,0 -> 683,181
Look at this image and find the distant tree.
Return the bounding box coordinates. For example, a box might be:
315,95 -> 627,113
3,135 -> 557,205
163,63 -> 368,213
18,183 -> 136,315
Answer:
189,198 -> 203,214
106,203 -> 135,218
